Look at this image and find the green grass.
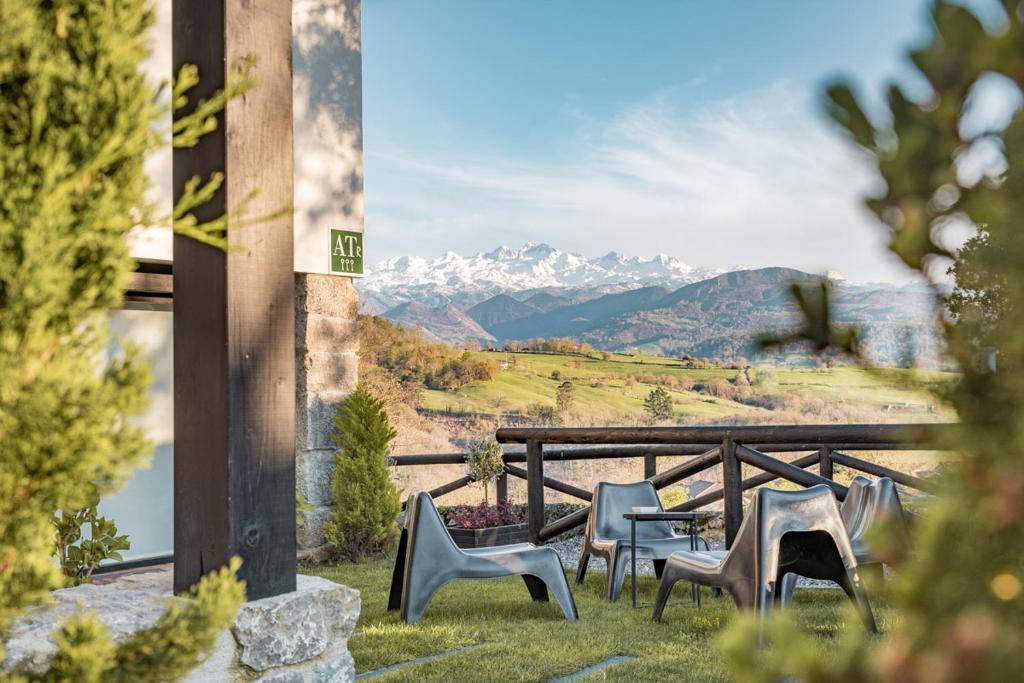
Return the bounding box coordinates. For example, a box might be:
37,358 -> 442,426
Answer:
306,558 -> 894,682
418,351 -> 955,424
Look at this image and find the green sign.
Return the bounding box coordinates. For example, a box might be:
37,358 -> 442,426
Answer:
329,229 -> 364,276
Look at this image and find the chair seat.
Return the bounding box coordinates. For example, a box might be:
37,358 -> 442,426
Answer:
592,535 -> 703,560
664,550 -> 725,572
463,543 -> 537,557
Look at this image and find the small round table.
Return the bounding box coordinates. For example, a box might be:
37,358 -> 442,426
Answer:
621,510 -> 720,608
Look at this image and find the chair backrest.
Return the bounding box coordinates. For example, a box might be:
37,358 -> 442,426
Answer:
404,489 -> 463,559
590,481 -> 673,541
725,485 -> 858,592
841,476 -> 908,548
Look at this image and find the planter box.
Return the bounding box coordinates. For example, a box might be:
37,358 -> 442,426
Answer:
448,523 -> 529,549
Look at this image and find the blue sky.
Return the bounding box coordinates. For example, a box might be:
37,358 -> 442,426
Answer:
361,1 -> 996,282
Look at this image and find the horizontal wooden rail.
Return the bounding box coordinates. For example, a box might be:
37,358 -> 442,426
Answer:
388,442 -> 928,468
504,464 -> 593,501
830,451 -> 936,492
427,476 -> 474,501
735,445 -> 848,499
496,423 -> 953,446
539,506 -> 591,542
647,447 -> 722,488
673,453 -> 820,511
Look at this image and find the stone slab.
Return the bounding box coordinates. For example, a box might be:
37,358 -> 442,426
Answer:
4,568 -> 359,683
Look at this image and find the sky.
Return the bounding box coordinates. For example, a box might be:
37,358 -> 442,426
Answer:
361,0 -> 1006,282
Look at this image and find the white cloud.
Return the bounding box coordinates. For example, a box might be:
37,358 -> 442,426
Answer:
366,81 -> 915,282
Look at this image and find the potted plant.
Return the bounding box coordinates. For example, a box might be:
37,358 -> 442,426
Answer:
445,439 -> 528,548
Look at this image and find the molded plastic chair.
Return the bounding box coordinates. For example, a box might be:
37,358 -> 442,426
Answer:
653,485 -> 876,631
388,490 -> 578,624
576,480 -> 709,602
780,475 -> 908,604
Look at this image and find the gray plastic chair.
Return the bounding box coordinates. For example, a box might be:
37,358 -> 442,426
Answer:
653,485 -> 876,631
577,480 -> 709,602
780,475 -> 908,604
388,490 -> 578,624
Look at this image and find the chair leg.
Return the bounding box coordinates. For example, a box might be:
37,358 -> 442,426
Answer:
523,574 -> 550,602
839,569 -> 878,633
533,556 -> 579,621
575,550 -> 590,585
400,572 -> 448,625
652,567 -> 682,622
778,573 -> 799,608
606,548 -> 630,602
653,559 -> 666,579
387,530 -> 408,612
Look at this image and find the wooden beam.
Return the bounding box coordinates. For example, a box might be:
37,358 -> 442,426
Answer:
829,451 -> 936,492
173,0 -> 295,600
735,445 -> 848,499
504,464 -> 592,501
495,423 -> 955,446
526,440 -> 545,544
673,453 -> 820,512
721,438 -> 743,548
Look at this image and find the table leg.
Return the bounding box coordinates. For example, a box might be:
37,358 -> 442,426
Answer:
631,519 -> 637,608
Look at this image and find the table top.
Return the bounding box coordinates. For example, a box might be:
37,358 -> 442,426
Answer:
622,510 -> 720,521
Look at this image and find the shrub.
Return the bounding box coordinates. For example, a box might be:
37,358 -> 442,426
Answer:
53,490 -> 131,586
324,385 -> 402,561
444,501 -> 524,529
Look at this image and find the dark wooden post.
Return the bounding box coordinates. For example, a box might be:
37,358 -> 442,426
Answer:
721,437 -> 743,548
644,453 -> 657,480
496,471 -> 508,504
526,440 -> 545,544
818,446 -> 833,480
172,0 -> 296,600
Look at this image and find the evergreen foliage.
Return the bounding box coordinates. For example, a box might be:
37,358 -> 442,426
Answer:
1,0 -> 246,676
643,387 -> 674,423
726,2 -> 1024,680
324,385 -> 402,560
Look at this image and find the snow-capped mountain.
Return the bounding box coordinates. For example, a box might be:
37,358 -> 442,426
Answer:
358,242 -> 724,312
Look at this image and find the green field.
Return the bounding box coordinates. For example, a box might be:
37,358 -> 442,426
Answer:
418,351 -> 955,425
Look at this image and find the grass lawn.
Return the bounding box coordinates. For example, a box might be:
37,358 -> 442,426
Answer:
306,558 -> 893,682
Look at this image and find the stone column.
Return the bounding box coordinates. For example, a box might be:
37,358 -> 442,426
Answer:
295,274 -> 360,560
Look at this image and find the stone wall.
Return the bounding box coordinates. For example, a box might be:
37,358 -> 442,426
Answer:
295,273 -> 360,560
4,568 -> 359,682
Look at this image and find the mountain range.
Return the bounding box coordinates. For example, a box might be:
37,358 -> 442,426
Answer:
357,244 -> 942,367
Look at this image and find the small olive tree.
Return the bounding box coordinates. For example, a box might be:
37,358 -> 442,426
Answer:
465,439 -> 506,505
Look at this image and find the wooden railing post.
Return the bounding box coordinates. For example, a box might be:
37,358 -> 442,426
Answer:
722,437 -> 743,548
496,472 -> 508,504
818,446 -> 833,480
644,453 -> 657,480
526,439 -> 545,544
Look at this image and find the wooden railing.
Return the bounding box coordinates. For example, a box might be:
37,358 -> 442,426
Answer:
390,423 -> 954,548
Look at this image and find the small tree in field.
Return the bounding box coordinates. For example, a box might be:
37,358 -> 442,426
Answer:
555,380 -> 575,421
644,387 -> 674,424
324,385 -> 401,561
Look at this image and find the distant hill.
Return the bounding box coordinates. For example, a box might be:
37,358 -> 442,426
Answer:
382,302 -> 495,346
466,294 -> 540,329
362,244 -> 942,367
